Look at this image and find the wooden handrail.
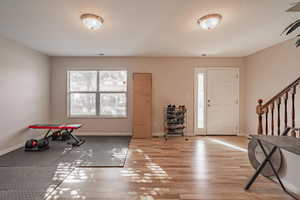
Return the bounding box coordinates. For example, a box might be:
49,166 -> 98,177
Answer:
260,76 -> 300,111
257,76 -> 300,135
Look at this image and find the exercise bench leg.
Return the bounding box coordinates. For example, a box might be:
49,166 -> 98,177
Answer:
68,129 -> 85,146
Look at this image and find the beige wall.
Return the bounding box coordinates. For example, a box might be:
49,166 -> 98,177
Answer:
0,36 -> 50,153
51,57 -> 245,135
245,39 -> 300,135
245,39 -> 300,194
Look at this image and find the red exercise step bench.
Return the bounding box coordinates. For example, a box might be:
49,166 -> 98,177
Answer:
26,123 -> 85,151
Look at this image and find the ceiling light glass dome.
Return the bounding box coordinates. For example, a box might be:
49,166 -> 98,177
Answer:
197,14 -> 222,30
80,14 -> 104,30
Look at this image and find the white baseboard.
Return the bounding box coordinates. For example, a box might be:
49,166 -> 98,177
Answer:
238,132 -> 248,136
77,130 -> 132,136
0,132 -> 247,156
0,142 -> 24,156
185,132 -> 195,136
193,133 -> 246,136
152,132 -> 164,137
152,132 -> 194,137
0,131 -> 131,156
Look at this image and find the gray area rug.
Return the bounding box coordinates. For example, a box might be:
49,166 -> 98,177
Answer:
0,136 -> 131,167
0,141 -> 72,167
57,136 -> 130,167
0,136 -> 131,200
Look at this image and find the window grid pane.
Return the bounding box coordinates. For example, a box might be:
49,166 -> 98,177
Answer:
69,71 -> 97,92
99,71 -> 127,92
70,93 -> 96,116
99,93 -> 126,117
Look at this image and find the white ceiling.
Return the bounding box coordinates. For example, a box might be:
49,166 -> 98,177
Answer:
0,0 -> 299,57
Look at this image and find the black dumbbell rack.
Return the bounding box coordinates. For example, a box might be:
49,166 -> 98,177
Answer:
164,105 -> 187,140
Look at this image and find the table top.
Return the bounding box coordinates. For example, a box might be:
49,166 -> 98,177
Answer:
29,123 -> 82,130
251,135 -> 300,156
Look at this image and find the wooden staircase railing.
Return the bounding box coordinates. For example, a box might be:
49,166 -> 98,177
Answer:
257,76 -> 300,137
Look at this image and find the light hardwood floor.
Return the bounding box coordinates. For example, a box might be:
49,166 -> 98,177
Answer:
46,136 -> 293,200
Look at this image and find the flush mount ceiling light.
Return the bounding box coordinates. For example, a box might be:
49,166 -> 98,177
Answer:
197,13 -> 222,30
80,13 -> 104,30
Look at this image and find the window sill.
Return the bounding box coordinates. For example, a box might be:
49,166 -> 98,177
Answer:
68,116 -> 128,119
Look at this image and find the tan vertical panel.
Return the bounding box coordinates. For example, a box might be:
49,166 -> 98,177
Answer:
133,73 -> 152,138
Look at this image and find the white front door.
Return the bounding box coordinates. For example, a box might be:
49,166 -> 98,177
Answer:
194,68 -> 239,135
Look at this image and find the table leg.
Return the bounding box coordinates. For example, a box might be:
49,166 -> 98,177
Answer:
257,139 -> 287,192
244,141 -> 278,190
245,139 -> 299,200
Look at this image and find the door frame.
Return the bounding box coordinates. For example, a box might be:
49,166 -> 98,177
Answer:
194,67 -> 240,136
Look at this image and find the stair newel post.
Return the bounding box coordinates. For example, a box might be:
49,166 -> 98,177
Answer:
257,99 -> 264,135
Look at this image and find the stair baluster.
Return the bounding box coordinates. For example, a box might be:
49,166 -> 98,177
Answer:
292,86 -> 296,130
271,102 -> 275,136
277,97 -> 281,136
284,92 -> 288,130
265,107 -> 269,135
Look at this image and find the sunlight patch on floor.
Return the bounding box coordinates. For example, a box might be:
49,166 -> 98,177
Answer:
121,146 -> 172,199
44,162 -> 82,200
210,139 -> 247,152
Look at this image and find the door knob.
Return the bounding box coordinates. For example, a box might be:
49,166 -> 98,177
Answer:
208,104 -> 211,107
208,99 -> 211,102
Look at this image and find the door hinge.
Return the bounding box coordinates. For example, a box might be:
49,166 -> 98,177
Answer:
236,74 -> 239,79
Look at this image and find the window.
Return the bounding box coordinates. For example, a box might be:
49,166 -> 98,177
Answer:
68,70 -> 127,118
197,72 -> 204,129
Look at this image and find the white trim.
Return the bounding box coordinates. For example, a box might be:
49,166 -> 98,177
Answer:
185,132 -> 195,137
194,67 -> 240,136
236,69 -> 240,136
238,132 -> 247,136
68,115 -> 128,119
0,142 -> 24,156
153,132 -> 194,137
195,67 -> 239,70
152,132 -> 164,137
0,132 -> 131,156
194,68 -> 207,136
66,69 -> 129,119
76,130 -> 132,136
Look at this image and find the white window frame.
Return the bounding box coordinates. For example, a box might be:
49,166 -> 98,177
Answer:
194,68 -> 207,135
67,69 -> 128,119
193,67 -> 239,136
